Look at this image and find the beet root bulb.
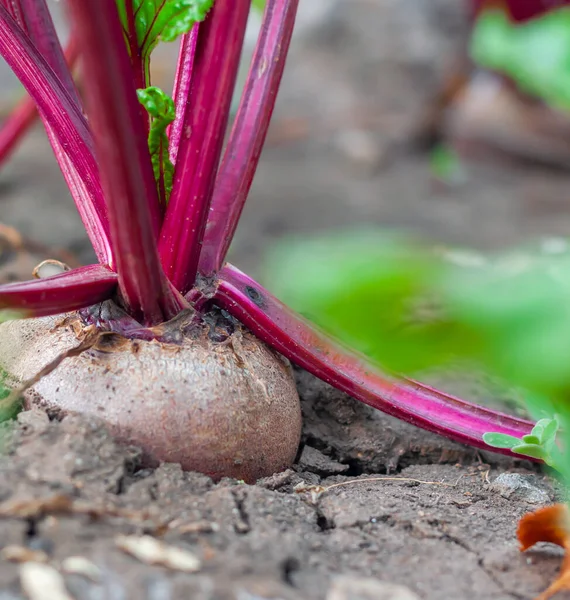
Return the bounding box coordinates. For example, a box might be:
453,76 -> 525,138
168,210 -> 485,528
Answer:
0,312 -> 302,482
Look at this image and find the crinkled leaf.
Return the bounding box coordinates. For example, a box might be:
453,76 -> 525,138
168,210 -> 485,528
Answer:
137,86 -> 175,205
117,0 -> 213,60
482,432 -> 522,449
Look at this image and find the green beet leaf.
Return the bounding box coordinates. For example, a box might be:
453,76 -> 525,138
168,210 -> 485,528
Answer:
511,443 -> 549,463
482,432 -> 522,449
137,86 -> 176,205
116,0 -> 213,80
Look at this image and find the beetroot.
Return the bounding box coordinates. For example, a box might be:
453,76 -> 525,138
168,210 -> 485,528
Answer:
0,310 -> 301,482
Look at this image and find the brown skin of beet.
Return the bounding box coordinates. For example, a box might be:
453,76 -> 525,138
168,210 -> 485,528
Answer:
0,312 -> 302,483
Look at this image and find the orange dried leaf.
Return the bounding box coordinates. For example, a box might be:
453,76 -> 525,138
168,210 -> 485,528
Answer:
517,504 -> 570,600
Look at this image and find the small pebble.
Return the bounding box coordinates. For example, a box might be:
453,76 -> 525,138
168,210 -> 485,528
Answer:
491,473 -> 551,505
326,576 -> 420,600
333,129 -> 387,173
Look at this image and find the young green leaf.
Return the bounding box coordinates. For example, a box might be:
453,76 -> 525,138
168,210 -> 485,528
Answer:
482,432 -> 522,449
137,86 -> 176,205
116,0 -> 214,78
535,417 -> 559,445
511,443 -> 549,462
521,434 -> 541,445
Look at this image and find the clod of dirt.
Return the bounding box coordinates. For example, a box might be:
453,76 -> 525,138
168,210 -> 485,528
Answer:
296,367 -> 481,473
327,576 -> 420,600
297,445 -> 349,477
491,473 -> 552,505
0,311 -> 302,483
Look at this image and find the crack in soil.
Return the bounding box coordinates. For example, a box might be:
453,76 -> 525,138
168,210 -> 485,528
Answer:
231,486 -> 251,534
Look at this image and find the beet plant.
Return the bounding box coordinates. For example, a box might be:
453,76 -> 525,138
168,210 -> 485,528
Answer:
0,0 -> 543,487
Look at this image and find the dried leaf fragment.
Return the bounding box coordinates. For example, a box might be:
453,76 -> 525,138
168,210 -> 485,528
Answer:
19,562 -> 72,600
518,503 -> 570,600
115,535 -> 201,572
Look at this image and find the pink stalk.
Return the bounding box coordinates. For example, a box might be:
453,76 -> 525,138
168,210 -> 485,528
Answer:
199,0 -> 299,276
122,0 -> 146,91
0,6 -> 111,264
0,30 -> 80,166
212,264 -> 536,457
0,265 -> 117,317
168,28 -> 200,164
159,0 -> 249,293
68,0 -> 185,325
6,0 -> 79,102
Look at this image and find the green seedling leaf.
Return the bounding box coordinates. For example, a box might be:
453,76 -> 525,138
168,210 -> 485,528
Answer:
116,0 -> 213,82
521,434 -> 541,445
532,417 -> 559,445
482,432 -> 522,449
511,443 -> 549,462
137,86 -> 176,205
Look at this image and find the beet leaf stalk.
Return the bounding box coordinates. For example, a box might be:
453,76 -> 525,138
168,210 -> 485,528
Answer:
68,0 -> 185,325
0,32 -> 79,165
0,2 -> 112,265
210,264 -> 536,455
199,0 -> 299,276
158,0 -> 249,293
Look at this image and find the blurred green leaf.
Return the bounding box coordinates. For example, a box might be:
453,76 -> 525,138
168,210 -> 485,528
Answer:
251,0 -> 265,12
266,231 -> 475,374
429,144 -> 464,184
471,8 -> 570,111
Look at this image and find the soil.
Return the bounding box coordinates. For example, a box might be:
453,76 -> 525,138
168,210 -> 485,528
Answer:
1,1 -> 570,598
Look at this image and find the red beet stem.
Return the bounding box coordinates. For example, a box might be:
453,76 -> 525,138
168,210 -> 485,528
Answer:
213,264 -> 536,459
158,0 -> 249,293
0,265 -> 117,317
168,28 -> 200,165
69,0 -> 185,325
0,4 -> 112,265
199,0 -> 299,276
